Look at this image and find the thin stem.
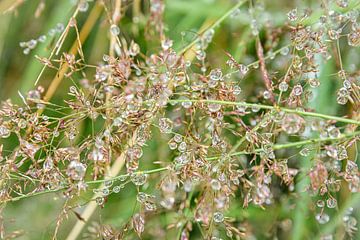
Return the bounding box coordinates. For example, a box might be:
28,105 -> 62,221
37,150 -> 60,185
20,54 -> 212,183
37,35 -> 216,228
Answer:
169,99 -> 360,125
5,129 -> 358,202
206,130 -> 360,160
3,167 -> 169,203
178,0 -> 248,55
39,2 -> 103,111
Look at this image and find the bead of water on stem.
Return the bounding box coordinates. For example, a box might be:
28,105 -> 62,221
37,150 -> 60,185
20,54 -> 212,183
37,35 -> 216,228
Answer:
292,84 -> 303,96
208,103 -> 221,113
326,198 -> 337,208
0,126 -> 11,138
38,35 -> 47,43
263,90 -> 271,100
211,179 -> 221,191
161,39 -> 173,51
299,147 -> 310,156
316,200 -> 325,208
233,85 -> 241,95
110,24 -> 120,36
27,39 -> 37,49
48,28 -> 56,36
280,46 -> 290,55
159,118 -> 173,133
279,81 -> 288,92
131,173 -> 147,186
181,98 -> 192,109
287,8 -> 298,21
213,212 -> 224,223
23,48 -> 30,55
239,64 -> 249,75
56,23 -> 64,32
168,139 -> 177,150
78,0 -> 89,12
316,213 -> 330,224
96,197 -> 104,205
209,68 -> 222,81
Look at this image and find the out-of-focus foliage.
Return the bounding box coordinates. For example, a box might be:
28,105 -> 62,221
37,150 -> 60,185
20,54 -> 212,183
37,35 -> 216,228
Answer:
0,0 -> 359,239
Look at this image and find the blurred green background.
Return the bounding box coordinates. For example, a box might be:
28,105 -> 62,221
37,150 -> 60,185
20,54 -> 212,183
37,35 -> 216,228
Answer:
0,0 -> 359,239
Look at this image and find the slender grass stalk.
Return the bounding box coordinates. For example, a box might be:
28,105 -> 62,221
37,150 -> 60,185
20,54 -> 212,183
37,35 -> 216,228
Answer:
168,99 -> 360,125
66,2 -> 122,239
39,2 -> 103,111
206,130 -> 360,160
65,149 -> 126,240
5,131 -> 358,203
178,0 -> 248,55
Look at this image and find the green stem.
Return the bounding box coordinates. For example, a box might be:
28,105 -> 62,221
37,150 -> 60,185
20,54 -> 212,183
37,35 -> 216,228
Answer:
206,130 -> 360,160
178,0 -> 248,55
169,99 -> 360,125
5,130 -> 359,203
3,167 -> 169,203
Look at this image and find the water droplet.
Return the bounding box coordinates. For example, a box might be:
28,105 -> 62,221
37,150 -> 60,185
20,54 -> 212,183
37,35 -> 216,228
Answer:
110,24 -> 120,36
131,173 -> 147,186
213,212 -> 224,223
112,185 -> 121,193
95,197 -> 104,205
161,39 -> 173,50
280,46 -> 290,55
56,23 -> 64,32
292,84 -> 303,96
309,78 -> 320,88
0,126 -> 11,138
159,118 -> 173,133
129,41 -> 140,56
300,147 -> 310,156
327,126 -> 340,138
233,86 -> 242,95
263,90 -> 271,99
208,103 -> 221,113
113,117 -> 123,127
316,213 -> 330,224
66,161 -> 86,181
211,179 -> 221,191
209,68 -> 222,81
317,200 -> 325,208
38,35 -> 47,43
326,198 -> 337,208
27,39 -> 37,49
181,98 -> 192,109
238,64 -> 249,75
23,48 -> 30,55
279,81 -> 288,92
78,0 -> 89,12
287,8 -> 298,21
281,114 -> 304,134
178,142 -> 187,152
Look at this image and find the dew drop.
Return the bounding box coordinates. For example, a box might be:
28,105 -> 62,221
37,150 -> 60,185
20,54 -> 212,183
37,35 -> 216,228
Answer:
110,24 -> 120,36
213,212 -> 224,223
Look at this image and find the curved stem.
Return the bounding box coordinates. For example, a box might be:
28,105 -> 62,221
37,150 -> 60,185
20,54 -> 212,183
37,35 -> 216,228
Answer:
169,99 -> 360,125
5,128 -> 358,203
178,0 -> 248,55
206,130 -> 360,160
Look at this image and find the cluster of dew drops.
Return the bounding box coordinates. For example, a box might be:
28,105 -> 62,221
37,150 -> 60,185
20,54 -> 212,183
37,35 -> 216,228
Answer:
19,0 -> 90,55
3,0 -> 360,239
